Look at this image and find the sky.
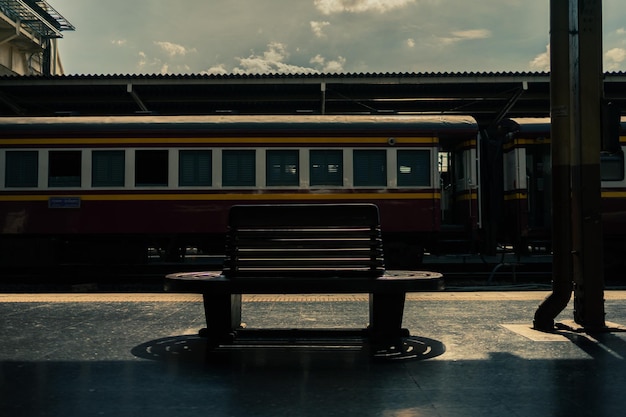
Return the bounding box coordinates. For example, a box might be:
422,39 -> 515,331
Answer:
50,0 -> 626,76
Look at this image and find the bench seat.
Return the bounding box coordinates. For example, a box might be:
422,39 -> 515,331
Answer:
165,270 -> 443,294
164,204 -> 443,356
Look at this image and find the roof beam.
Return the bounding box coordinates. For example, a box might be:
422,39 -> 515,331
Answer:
489,81 -> 529,128
127,83 -> 149,113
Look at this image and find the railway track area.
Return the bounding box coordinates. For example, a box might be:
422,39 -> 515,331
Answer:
0,253 -> 552,292
2,252 -> 623,292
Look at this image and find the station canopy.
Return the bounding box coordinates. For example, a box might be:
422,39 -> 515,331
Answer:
1,71 -> 626,128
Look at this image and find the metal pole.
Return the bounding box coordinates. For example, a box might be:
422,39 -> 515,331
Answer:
571,0 -> 606,330
534,0 -> 573,331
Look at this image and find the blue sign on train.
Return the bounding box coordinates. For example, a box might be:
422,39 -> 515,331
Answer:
48,197 -> 81,209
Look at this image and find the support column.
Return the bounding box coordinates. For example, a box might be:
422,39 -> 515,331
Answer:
534,0 -> 605,331
534,0 -> 573,331
571,0 -> 605,330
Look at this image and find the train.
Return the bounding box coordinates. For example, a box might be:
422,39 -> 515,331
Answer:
0,115 -> 478,269
0,114 -> 624,271
496,117 -> 626,269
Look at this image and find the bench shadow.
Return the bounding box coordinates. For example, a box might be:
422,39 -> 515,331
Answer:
131,333 -> 446,369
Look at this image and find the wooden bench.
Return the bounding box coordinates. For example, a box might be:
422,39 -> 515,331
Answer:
165,203 -> 443,356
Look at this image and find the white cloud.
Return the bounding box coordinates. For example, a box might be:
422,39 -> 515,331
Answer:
203,64 -> 229,75
137,54 -> 163,73
436,29 -> 492,46
310,55 -> 325,66
311,21 -> 331,38
111,39 -> 127,46
314,0 -> 415,15
262,42 -> 288,63
137,51 -> 147,70
530,44 -> 550,71
310,54 -> 346,72
606,47 -> 626,71
407,38 -> 415,48
323,57 -> 346,72
154,41 -> 197,57
530,45 -> 626,72
233,42 -> 320,74
223,44 -> 346,74
617,28 -> 626,35
451,29 -> 491,40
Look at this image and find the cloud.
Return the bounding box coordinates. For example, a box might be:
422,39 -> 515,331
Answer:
310,21 -> 330,38
203,64 -> 229,75
530,44 -> 550,71
233,42 -> 320,74
137,51 -> 164,73
407,38 -> 415,48
137,51 -> 148,70
436,29 -> 492,45
136,50 -> 192,75
529,45 -> 626,72
617,28 -> 626,35
209,43 -> 346,75
154,41 -> 197,57
606,47 -> 626,71
111,39 -> 127,46
310,54 -> 346,72
452,29 -> 491,40
314,0 -> 415,15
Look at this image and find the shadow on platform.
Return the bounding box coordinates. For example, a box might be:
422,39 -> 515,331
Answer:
131,333 -> 447,366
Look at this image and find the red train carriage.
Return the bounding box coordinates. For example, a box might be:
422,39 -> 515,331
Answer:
497,117 -> 626,266
0,115 -> 478,269
499,118 -> 552,251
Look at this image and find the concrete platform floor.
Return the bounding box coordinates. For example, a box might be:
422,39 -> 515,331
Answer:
2,291 -> 626,417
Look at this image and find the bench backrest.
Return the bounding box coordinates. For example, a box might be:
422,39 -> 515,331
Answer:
222,204 -> 385,278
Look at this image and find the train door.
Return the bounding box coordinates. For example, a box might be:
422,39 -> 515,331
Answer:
525,144 -> 551,235
502,144 -> 526,249
502,140 -> 550,252
438,141 -> 479,252
439,151 -> 452,223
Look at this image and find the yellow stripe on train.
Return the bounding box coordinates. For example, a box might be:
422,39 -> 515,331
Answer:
0,136 -> 438,146
0,192 -> 442,202
504,191 -> 626,200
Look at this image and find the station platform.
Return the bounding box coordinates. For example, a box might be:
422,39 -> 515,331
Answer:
2,290 -> 626,417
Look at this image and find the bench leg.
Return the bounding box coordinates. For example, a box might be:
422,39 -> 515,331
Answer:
368,292 -> 408,349
200,293 -> 242,344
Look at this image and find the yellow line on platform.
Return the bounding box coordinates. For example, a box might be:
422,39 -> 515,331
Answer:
2,291 -> 626,303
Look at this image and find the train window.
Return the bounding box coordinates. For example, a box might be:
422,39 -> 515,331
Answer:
135,150 -> 168,186
222,150 -> 256,186
179,150 -> 212,186
397,150 -> 431,186
353,150 -> 386,186
310,150 -> 343,186
92,151 -> 125,187
266,150 -> 299,186
600,151 -> 624,181
49,151 -> 81,187
5,151 -> 38,187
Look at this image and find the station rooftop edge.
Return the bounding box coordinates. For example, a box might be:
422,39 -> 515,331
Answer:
1,71 -> 626,125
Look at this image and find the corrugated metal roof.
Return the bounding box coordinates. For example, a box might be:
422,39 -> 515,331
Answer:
0,72 -> 625,126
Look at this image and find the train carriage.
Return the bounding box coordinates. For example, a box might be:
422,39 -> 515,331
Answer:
439,136 -> 481,253
498,117 -> 626,266
0,115 -> 479,269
